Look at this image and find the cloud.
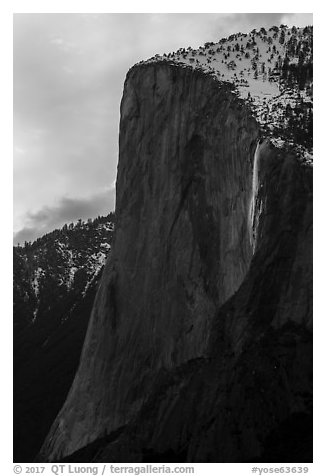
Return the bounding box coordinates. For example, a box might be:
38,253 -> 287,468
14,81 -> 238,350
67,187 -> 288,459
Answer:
13,188 -> 115,245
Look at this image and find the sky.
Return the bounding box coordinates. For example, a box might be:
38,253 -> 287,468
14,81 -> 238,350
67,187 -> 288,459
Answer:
13,12 -> 313,245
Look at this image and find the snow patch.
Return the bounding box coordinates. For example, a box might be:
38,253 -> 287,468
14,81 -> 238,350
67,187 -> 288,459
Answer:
137,26 -> 312,160
32,267 -> 44,297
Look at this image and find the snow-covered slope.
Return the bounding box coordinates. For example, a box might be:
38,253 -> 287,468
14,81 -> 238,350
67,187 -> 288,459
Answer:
137,25 -> 312,162
13,214 -> 115,328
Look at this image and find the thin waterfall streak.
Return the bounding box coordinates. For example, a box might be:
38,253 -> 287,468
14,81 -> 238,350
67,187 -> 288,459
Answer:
249,140 -> 260,251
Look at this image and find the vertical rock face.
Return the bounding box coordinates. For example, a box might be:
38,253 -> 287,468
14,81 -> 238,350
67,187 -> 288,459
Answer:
40,63 -> 261,461
71,140 -> 311,463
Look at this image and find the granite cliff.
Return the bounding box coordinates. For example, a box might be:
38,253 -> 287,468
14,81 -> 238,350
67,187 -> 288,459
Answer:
39,54 -> 312,462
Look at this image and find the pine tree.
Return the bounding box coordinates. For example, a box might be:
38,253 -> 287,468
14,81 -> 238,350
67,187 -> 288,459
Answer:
279,30 -> 285,45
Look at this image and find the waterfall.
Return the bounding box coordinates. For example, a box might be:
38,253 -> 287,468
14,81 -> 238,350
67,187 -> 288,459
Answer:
249,140 -> 261,251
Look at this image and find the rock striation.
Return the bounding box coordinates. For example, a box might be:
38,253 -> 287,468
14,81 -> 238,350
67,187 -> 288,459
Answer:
39,60 -> 312,463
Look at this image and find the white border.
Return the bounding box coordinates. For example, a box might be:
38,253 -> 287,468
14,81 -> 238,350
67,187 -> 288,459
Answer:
2,3 -> 322,474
